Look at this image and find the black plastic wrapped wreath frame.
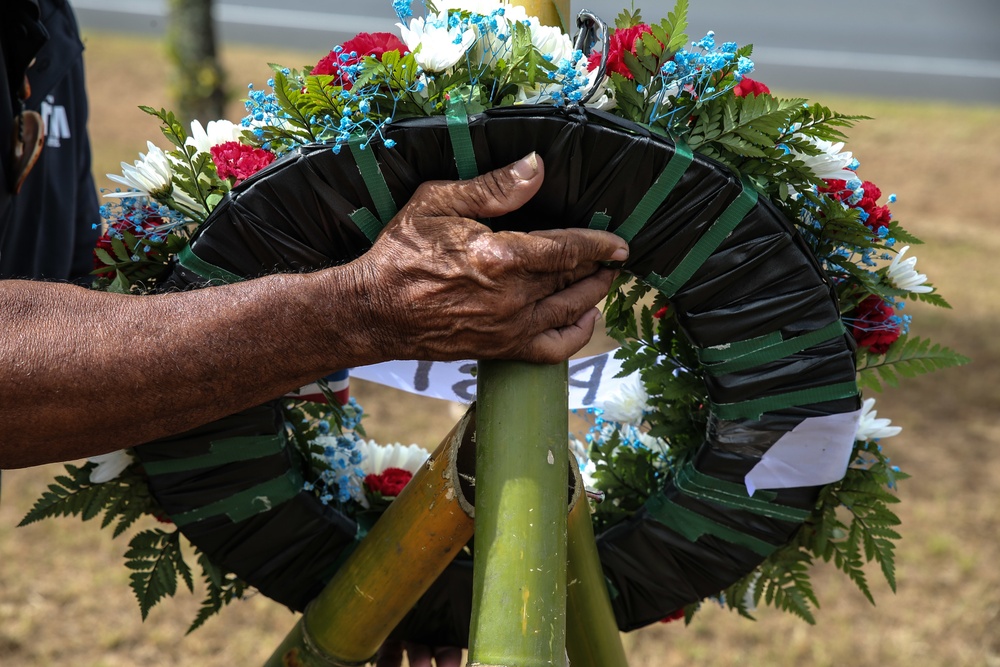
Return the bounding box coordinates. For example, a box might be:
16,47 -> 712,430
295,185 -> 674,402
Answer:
132,103 -> 860,644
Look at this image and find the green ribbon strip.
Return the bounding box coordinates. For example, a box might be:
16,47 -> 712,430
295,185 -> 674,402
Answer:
177,245 -> 244,285
644,176 -> 759,298
142,435 -> 286,476
613,140 -> 693,242
701,320 -> 848,377
349,133 -> 398,226
446,96 -> 479,180
588,212 -> 611,231
674,462 -> 810,522
699,330 -> 782,364
171,469 -> 303,527
349,207 -> 384,244
712,380 -> 860,422
645,491 -> 778,557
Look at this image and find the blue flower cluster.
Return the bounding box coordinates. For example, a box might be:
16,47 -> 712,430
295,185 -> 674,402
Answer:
96,196 -> 188,259
649,32 -> 754,127
301,398 -> 368,506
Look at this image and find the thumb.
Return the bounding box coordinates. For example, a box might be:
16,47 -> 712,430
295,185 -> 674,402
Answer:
406,152 -> 545,220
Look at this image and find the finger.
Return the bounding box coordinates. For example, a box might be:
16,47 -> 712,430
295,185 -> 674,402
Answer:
375,640 -> 405,667
403,642 -> 434,667
434,647 -> 464,667
522,306 -> 603,364
530,266 -> 617,330
522,228 -> 629,273
405,152 -> 546,220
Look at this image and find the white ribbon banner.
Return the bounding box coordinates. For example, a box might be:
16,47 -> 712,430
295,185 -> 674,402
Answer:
350,350 -> 633,411
744,408 -> 862,495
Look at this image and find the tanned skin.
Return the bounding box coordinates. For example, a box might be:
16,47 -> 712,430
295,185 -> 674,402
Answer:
0,154 -> 628,468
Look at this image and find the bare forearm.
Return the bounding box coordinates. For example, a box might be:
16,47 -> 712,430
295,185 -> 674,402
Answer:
0,270 -> 376,468
0,154 -> 627,469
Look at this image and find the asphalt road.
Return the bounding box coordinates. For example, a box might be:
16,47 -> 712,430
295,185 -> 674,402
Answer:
72,0 -> 1000,103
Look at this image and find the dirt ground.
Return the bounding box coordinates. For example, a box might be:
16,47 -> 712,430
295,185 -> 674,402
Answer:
0,31 -> 998,666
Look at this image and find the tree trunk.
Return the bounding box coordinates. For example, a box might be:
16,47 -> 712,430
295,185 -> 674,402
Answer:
166,0 -> 226,124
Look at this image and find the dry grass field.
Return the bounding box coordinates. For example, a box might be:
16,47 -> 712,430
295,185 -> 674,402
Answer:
1,30 -> 998,666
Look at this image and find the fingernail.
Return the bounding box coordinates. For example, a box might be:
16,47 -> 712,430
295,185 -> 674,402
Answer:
513,152 -> 538,181
611,245 -> 629,262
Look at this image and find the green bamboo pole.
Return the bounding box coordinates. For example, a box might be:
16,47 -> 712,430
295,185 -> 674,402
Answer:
565,493 -> 630,667
467,360 -> 570,667
263,411 -> 477,667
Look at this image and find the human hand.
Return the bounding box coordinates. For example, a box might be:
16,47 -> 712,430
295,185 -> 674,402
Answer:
344,152 -> 629,364
374,640 -> 462,667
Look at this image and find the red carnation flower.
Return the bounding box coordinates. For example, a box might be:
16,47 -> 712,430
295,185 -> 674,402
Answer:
588,24 -> 660,79
857,180 -> 882,210
818,179 -> 850,203
210,141 -> 276,184
364,467 -> 413,497
313,32 -> 409,90
733,77 -> 770,97
660,608 -> 685,623
850,294 -> 900,354
93,205 -> 165,275
820,179 -> 892,233
866,204 -> 892,231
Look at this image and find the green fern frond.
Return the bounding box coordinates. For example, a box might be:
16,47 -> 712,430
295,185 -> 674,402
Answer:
857,335 -> 970,392
125,529 -> 193,620
187,553 -> 250,633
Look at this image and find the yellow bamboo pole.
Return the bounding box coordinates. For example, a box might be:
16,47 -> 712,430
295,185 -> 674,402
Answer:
263,409 -> 477,667
514,0 -> 569,29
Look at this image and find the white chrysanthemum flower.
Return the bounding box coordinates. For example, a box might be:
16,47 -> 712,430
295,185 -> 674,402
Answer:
855,397 -> 902,441
597,373 -> 650,426
790,130 -> 856,181
886,245 -> 934,294
569,437 -> 598,488
530,24 -> 575,65
356,440 -> 429,476
185,119 -> 244,154
88,450 -> 134,484
398,12 -> 477,72
582,68 -> 616,110
106,141 -> 175,199
104,141 -> 203,213
636,430 -> 670,459
444,0 -> 525,17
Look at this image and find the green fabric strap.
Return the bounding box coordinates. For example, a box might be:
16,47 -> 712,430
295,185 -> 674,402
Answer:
702,320 -> 848,376
349,133 -> 397,225
645,492 -> 778,557
713,380 -> 860,422
349,207 -> 384,243
177,245 -> 244,285
142,435 -> 286,476
613,140 -> 694,242
699,330 -> 783,363
171,469 -> 303,527
644,177 -> 759,298
588,212 -> 611,230
446,97 -> 479,180
674,462 -> 810,522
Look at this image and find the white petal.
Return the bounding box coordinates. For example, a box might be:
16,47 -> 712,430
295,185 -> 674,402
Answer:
88,450 -> 134,483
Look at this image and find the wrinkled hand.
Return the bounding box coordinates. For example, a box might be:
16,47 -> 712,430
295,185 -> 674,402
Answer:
348,152 -> 628,364
375,641 -> 462,667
